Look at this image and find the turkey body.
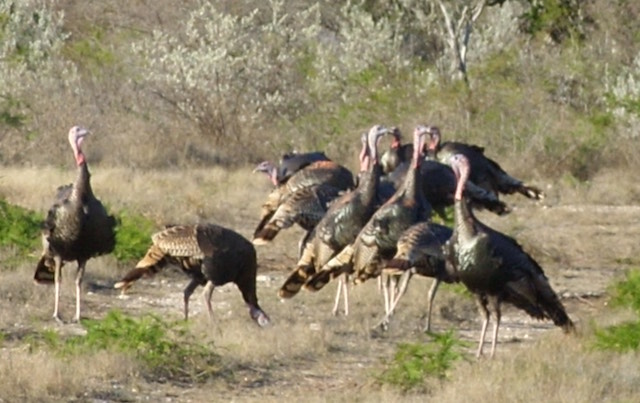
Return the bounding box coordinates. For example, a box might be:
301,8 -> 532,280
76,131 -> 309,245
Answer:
446,153 -> 572,358
305,125 -> 433,316
115,224 -> 270,327
427,127 -> 544,200
253,158 -> 355,251
34,126 -> 116,323
278,126 -> 390,315
380,221 -> 453,331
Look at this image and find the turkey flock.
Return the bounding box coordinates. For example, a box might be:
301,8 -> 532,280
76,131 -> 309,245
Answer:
32,124 -> 574,359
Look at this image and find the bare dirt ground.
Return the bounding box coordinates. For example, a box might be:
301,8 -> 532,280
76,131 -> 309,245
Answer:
2,182 -> 639,401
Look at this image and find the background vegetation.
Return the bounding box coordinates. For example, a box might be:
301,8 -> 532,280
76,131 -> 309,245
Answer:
0,0 -> 638,181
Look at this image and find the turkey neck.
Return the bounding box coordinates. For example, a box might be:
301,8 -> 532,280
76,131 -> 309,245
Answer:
399,141 -> 423,202
71,161 -> 94,203
454,197 -> 478,243
360,129 -> 382,206
359,163 -> 382,207
453,167 -> 477,243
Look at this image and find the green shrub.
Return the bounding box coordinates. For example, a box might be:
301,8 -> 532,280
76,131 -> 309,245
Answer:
112,210 -> 156,263
593,269 -> 640,352
0,199 -> 43,265
608,269 -> 640,314
377,331 -> 465,391
31,310 -> 222,382
593,321 -> 640,352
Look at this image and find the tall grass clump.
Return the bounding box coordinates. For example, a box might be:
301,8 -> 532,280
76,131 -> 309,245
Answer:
377,331 -> 466,391
593,269 -> 640,352
33,310 -> 222,383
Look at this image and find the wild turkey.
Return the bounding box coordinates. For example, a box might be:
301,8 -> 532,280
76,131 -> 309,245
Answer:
446,153 -> 573,358
427,126 -> 544,200
305,125 -> 433,313
380,128 -> 509,219
276,151 -> 331,184
253,151 -> 331,186
252,155 -> 355,252
379,127 -> 413,174
114,224 -> 270,326
34,126 -> 117,323
379,222 -> 453,331
252,183 -> 343,249
278,125 -> 389,315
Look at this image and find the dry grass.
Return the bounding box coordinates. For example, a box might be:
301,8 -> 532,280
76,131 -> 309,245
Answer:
0,349 -> 138,402
432,334 -> 640,402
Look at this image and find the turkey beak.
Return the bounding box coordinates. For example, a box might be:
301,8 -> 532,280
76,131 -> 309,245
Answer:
252,162 -> 268,173
426,127 -> 439,151
76,127 -> 89,146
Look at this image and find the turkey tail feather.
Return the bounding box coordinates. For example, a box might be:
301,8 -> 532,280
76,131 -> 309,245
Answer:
114,244 -> 166,291
533,275 -> 574,333
384,258 -> 411,274
34,255 -> 55,284
253,224 -> 279,245
305,245 -> 353,292
304,270 -> 333,292
519,185 -> 545,200
279,266 -> 316,298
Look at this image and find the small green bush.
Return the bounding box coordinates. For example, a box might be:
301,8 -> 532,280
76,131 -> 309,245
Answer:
377,331 -> 465,391
593,269 -> 640,352
0,199 -> 43,259
31,310 -> 222,382
608,269 -> 640,314
113,210 -> 156,263
593,321 -> 640,352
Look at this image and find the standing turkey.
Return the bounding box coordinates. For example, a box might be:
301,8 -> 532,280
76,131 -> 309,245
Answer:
446,153 -> 573,358
114,224 -> 270,326
427,126 -> 544,201
305,125 -> 433,315
379,221 -> 453,331
279,125 -> 389,315
34,126 -> 117,323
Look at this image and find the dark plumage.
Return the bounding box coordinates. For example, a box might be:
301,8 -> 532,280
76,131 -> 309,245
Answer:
446,153 -> 573,358
380,222 -> 453,331
278,125 -> 390,315
379,127 -> 413,175
252,183 -> 342,248
276,151 -> 330,184
427,127 -> 545,200
380,129 -> 509,219
306,125 -> 433,312
34,126 -> 116,323
253,156 -> 355,253
114,224 -> 270,326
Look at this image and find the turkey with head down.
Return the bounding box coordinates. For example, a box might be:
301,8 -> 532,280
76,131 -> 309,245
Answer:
115,224 -> 270,327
